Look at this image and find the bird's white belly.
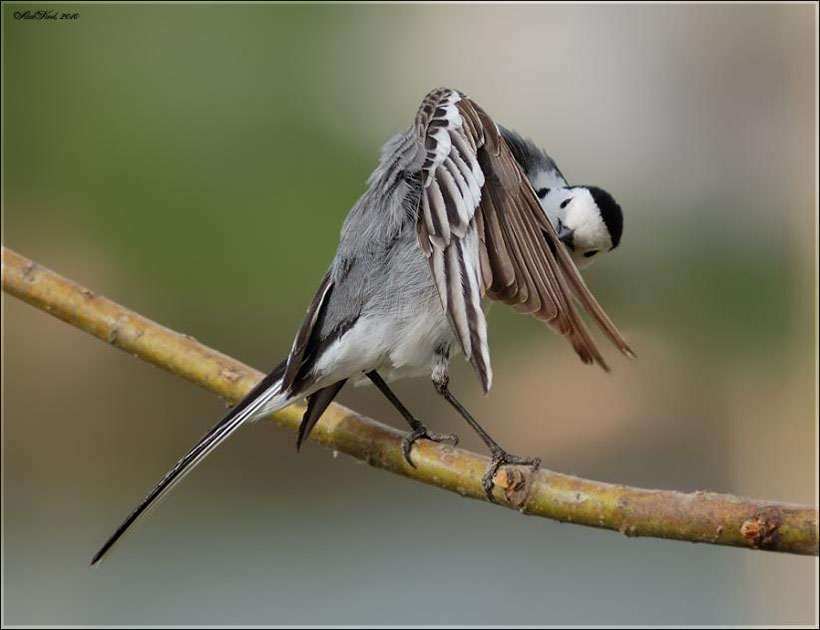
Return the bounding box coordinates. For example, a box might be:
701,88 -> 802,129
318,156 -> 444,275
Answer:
312,306 -> 454,386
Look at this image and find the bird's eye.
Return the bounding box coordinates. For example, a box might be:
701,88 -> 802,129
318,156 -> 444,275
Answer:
560,198 -> 572,209
536,188 -> 550,199
583,250 -> 599,258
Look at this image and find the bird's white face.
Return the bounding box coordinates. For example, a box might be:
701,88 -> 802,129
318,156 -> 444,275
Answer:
555,188 -> 613,269
534,184 -> 621,270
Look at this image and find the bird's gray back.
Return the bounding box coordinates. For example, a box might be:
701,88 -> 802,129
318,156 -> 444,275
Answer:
318,127 -> 436,338
499,126 -> 568,188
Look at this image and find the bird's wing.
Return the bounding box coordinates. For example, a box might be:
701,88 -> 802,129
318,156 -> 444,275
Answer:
281,271 -> 334,395
413,88 -> 493,390
413,88 -> 634,391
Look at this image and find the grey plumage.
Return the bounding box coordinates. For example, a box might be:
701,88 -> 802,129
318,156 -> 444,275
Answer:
499,125 -> 567,186
91,87 -> 634,565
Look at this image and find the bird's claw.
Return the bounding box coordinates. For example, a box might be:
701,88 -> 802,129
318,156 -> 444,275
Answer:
401,426 -> 459,467
482,450 -> 541,502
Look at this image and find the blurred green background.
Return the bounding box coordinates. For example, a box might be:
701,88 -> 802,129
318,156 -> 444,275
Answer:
3,3 -> 816,625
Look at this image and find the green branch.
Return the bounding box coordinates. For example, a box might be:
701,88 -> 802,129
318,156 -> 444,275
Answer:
3,245 -> 817,556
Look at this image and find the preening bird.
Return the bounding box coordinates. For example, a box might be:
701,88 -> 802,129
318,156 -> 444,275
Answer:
91,87 -> 634,565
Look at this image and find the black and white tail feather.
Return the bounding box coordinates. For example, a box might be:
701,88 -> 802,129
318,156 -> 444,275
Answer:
91,87 -> 634,565
90,365 -> 289,565
91,273 -> 340,565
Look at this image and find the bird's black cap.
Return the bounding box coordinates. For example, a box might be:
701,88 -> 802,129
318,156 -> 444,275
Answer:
587,186 -> 623,249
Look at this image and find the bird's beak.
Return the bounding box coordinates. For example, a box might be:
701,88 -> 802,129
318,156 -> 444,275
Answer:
557,224 -> 575,251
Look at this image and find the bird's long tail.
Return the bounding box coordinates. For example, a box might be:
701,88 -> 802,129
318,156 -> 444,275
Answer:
91,361 -> 290,566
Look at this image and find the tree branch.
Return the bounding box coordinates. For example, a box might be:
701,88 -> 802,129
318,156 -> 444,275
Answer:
3,245 -> 817,556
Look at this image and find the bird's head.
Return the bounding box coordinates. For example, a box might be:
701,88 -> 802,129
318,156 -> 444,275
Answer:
498,126 -> 624,270
536,185 -> 623,269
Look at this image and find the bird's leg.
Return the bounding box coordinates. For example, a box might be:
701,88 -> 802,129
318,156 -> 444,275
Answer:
431,355 -> 540,501
366,370 -> 458,467
435,379 -> 541,500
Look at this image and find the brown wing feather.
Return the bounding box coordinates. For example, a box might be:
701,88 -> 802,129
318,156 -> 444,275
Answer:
413,88 -> 634,388
460,96 -> 635,369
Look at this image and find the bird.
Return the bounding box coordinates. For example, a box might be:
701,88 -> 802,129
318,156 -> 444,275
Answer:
91,87 -> 634,565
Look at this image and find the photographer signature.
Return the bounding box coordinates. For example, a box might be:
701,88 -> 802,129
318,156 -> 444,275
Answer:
14,10 -> 79,20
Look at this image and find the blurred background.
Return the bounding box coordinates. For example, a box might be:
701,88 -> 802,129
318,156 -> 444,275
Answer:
3,3 -> 817,625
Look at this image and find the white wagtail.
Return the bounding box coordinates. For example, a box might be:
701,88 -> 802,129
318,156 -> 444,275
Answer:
91,87 -> 634,565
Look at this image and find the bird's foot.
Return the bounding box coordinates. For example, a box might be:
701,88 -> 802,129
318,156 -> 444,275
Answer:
482,448 -> 541,502
401,426 -> 459,467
